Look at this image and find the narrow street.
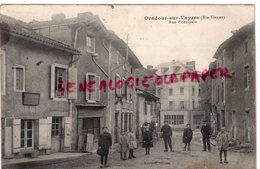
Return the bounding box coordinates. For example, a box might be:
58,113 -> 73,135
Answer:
3,131 -> 256,169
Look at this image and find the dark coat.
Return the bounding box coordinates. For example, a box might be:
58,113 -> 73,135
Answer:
201,125 -> 211,138
142,131 -> 153,148
183,128 -> 193,143
98,132 -> 112,150
160,124 -> 172,138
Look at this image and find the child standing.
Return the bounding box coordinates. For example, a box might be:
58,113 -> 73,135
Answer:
216,127 -> 229,164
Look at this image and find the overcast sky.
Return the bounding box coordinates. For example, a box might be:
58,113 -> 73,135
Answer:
0,5 -> 255,71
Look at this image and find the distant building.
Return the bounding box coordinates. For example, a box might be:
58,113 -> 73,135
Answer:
0,14 -> 80,158
105,31 -> 142,144
135,66 -> 160,140
155,60 -> 204,129
200,61 -> 216,131
211,22 -> 255,148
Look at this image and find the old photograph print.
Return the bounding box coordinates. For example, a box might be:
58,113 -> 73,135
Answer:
0,4 -> 255,169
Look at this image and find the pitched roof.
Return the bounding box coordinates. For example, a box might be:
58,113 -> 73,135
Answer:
213,21 -> 255,59
0,14 -> 80,55
29,12 -> 142,68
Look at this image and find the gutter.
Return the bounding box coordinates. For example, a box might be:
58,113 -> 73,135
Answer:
69,26 -> 82,67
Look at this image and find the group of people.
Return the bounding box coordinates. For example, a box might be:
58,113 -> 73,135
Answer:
117,128 -> 138,160
97,120 -> 230,168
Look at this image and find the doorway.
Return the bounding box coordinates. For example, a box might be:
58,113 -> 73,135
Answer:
51,117 -> 62,153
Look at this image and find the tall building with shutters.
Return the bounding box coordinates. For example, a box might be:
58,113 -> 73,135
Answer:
0,14 -> 80,158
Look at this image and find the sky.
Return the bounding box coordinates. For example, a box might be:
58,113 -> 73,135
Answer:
0,5 -> 255,71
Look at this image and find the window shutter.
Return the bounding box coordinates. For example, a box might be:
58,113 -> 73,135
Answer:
115,75 -> 118,96
50,65 -> 55,99
12,119 -> 21,153
96,76 -> 100,101
86,73 -> 89,100
68,68 -> 77,100
64,117 -> 72,152
39,117 -> 52,149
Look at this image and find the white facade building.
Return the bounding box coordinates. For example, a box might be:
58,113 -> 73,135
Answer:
155,60 -> 204,129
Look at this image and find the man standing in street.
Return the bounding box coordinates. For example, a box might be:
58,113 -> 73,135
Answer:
98,127 -> 112,168
183,124 -> 193,151
201,120 -> 212,152
160,121 -> 174,152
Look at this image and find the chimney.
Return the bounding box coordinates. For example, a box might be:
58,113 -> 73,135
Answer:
77,12 -> 93,20
147,65 -> 153,70
186,61 -> 196,69
51,13 -> 66,22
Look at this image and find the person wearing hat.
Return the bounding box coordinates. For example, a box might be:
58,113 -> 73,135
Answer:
201,120 -> 212,152
160,121 -> 174,152
142,126 -> 153,155
182,124 -> 193,151
98,127 -> 112,168
216,127 -> 229,164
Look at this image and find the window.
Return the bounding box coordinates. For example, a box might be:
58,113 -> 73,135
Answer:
244,41 -> 248,54
86,35 -> 95,53
124,113 -> 128,132
52,117 -> 61,136
82,117 -> 100,140
51,64 -> 68,99
231,51 -> 235,62
198,100 -> 201,109
14,65 -> 25,92
198,88 -> 201,96
180,101 -> 184,109
221,110 -> 225,127
86,73 -> 100,102
245,111 -> 250,142
231,72 -> 235,91
180,87 -> 184,96
192,87 -> 195,96
144,102 -> 147,115
169,88 -> 173,96
122,78 -> 127,99
55,67 -> 67,98
164,115 -> 184,125
151,104 -> 153,115
217,85 -> 220,103
116,51 -> 121,64
21,120 -> 34,149
192,100 -> 195,109
222,81 -> 224,102
115,74 -> 122,97
169,101 -> 173,110
0,49 -> 6,95
232,111 -> 236,139
244,66 -> 249,89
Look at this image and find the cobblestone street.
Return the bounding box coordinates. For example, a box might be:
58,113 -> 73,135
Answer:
4,131 -> 255,169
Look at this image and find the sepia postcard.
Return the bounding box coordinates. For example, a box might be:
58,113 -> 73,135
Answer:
0,4 -> 256,169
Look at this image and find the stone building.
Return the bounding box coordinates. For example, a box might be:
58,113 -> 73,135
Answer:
0,14 -> 80,158
106,31 -> 142,144
155,60 -> 204,129
30,12 -> 142,148
29,12 -> 111,152
135,66 -> 160,140
211,22 -> 255,148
